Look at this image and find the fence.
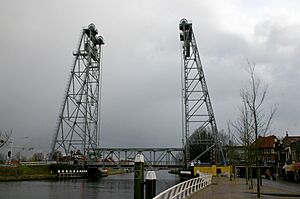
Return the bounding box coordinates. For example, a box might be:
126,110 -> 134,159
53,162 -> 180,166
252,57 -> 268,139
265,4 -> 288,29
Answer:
20,161 -> 57,166
153,173 -> 212,199
57,169 -> 88,178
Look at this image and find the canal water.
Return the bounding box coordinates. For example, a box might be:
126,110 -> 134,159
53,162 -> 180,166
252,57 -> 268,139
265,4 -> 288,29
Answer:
0,170 -> 179,199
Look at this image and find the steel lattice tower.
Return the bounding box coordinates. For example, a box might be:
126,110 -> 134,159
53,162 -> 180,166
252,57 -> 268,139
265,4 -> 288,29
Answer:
51,24 -> 104,158
179,19 -> 224,164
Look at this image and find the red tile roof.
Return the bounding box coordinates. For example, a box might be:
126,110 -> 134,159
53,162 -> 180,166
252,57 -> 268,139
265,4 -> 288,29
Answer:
252,135 -> 277,148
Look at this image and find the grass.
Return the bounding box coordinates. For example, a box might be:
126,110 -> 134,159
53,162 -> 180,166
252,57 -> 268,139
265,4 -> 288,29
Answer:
0,165 -> 56,181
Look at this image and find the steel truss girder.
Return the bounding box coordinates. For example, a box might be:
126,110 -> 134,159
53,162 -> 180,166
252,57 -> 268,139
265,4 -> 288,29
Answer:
51,24 -> 104,157
89,148 -> 184,168
179,19 -> 225,164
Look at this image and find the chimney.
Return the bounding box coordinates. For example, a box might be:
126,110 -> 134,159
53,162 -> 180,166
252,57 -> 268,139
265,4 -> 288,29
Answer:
286,131 -> 289,137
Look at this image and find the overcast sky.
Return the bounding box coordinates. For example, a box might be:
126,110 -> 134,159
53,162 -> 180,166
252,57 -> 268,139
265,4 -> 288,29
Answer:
0,0 -> 299,154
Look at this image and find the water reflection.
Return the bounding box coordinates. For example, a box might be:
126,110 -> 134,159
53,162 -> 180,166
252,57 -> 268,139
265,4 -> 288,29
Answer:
0,170 -> 179,199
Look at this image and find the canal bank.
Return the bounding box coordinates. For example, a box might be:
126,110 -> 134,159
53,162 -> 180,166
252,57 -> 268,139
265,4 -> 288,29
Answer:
0,164 -> 128,181
0,165 -> 56,181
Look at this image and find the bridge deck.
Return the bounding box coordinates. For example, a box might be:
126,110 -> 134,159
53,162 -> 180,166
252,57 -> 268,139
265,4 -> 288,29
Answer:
89,147 -> 184,168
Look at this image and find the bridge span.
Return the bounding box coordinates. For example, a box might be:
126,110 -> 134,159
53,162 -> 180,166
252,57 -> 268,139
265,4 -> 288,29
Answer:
87,147 -> 184,169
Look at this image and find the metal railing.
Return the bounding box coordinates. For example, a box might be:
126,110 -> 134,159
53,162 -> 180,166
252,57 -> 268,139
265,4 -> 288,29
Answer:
20,161 -> 57,166
153,173 -> 212,199
57,169 -> 88,178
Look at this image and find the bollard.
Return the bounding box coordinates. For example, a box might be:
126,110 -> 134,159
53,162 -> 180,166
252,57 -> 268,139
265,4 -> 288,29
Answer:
146,171 -> 156,199
190,161 -> 195,177
134,154 -> 144,199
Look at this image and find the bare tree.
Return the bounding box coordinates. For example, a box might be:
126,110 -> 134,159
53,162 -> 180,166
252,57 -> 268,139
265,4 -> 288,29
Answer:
241,61 -> 277,198
227,122 -> 233,181
231,99 -> 254,188
51,151 -> 63,162
31,153 -> 44,162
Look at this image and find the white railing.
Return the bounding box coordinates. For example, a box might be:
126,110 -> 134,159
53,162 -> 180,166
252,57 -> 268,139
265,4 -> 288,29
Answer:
153,173 -> 212,199
57,170 -> 88,178
20,161 -> 57,166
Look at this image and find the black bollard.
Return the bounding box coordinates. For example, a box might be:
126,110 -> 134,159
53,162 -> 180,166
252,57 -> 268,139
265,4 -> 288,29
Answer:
134,154 -> 144,199
190,161 -> 195,177
146,171 -> 156,199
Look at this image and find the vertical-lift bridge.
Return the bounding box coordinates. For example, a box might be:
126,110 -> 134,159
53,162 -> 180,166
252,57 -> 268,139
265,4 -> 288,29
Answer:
51,20 -> 225,168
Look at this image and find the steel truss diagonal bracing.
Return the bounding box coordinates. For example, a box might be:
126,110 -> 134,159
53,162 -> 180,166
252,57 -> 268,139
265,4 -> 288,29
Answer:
179,19 -> 225,164
89,148 -> 184,168
51,24 -> 104,158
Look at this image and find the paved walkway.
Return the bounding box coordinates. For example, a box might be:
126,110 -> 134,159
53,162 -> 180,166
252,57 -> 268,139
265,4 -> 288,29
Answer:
188,177 -> 300,199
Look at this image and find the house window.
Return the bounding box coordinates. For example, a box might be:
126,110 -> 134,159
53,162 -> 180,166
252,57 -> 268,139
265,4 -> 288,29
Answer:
271,149 -> 275,154
266,157 -> 271,163
264,149 -> 270,154
286,151 -> 290,160
292,151 -> 296,161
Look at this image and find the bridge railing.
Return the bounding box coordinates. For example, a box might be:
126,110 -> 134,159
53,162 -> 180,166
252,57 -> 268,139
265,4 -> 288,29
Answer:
88,161 -> 181,168
153,173 -> 212,199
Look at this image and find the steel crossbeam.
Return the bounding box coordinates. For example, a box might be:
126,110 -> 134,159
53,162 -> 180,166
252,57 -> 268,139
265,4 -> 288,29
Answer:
87,148 -> 184,168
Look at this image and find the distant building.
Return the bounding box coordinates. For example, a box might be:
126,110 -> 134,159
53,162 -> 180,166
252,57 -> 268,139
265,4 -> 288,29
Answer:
288,141 -> 300,163
224,132 -> 300,181
283,132 -> 300,164
253,135 -> 279,167
282,132 -> 300,181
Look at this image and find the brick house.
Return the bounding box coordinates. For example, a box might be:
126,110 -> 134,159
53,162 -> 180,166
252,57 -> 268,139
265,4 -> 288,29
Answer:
282,132 -> 300,181
254,135 -> 278,166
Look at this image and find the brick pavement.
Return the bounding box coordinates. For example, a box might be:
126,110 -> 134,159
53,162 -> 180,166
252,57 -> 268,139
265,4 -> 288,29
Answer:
188,177 -> 300,199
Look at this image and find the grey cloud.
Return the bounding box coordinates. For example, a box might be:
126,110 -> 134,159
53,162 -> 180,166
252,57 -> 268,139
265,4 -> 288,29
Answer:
0,1 -> 299,154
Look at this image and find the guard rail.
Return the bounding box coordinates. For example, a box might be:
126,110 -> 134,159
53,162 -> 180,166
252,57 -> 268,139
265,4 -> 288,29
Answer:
153,173 -> 212,199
